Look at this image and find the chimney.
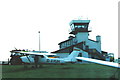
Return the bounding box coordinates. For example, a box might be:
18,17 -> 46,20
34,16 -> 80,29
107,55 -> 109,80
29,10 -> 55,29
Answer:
96,35 -> 101,42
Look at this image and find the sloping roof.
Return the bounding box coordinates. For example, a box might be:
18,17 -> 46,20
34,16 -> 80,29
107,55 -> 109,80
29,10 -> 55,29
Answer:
52,42 -> 105,60
58,37 -> 97,45
69,20 -> 90,26
88,39 -> 98,42
58,37 -> 74,45
52,42 -> 84,53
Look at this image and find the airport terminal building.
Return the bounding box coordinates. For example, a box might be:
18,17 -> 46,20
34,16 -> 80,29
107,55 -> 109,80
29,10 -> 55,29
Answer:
52,19 -> 110,61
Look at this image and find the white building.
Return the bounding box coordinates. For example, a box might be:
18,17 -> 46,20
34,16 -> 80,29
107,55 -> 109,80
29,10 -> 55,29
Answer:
52,19 -> 109,61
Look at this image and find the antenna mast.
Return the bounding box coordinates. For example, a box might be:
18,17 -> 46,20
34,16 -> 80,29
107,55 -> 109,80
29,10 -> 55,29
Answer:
38,31 -> 40,51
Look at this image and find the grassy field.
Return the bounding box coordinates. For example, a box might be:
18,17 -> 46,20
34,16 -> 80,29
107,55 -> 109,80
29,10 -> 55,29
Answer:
2,63 -> 119,78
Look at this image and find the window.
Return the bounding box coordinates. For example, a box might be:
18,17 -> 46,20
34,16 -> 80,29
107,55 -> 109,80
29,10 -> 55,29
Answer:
78,53 -> 82,57
81,25 -> 84,28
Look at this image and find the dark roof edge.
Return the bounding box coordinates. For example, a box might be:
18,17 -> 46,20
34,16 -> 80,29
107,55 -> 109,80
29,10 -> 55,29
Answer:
88,39 -> 98,42
52,42 -> 84,53
58,38 -> 75,45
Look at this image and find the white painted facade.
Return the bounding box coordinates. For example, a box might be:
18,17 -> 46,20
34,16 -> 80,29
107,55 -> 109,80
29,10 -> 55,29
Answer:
86,36 -> 101,53
59,32 -> 102,53
70,20 -> 102,53
54,19 -> 107,61
75,32 -> 88,43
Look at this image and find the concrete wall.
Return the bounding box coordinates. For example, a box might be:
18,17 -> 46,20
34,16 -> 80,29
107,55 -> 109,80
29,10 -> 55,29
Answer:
75,32 -> 88,43
59,33 -> 101,54
86,39 -> 101,53
75,32 -> 101,53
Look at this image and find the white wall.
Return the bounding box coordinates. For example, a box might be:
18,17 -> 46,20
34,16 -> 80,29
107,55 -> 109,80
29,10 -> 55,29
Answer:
75,32 -> 89,43
82,51 -> 88,58
86,40 -> 101,53
75,32 -> 101,53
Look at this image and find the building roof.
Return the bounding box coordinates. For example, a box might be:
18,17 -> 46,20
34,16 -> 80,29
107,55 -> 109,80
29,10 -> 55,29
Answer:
58,38 -> 97,45
52,42 -> 84,53
88,39 -> 98,42
69,20 -> 90,26
52,41 -> 105,60
69,29 -> 91,34
58,37 -> 74,45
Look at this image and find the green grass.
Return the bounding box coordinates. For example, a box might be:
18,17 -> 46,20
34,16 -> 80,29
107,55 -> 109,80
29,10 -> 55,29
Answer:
2,63 -> 119,78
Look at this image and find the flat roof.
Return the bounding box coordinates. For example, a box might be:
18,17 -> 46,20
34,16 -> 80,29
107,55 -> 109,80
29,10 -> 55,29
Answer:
69,20 -> 90,26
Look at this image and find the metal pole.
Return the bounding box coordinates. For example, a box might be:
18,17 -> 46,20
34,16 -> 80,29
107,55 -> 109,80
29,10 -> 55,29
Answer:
38,31 -> 40,51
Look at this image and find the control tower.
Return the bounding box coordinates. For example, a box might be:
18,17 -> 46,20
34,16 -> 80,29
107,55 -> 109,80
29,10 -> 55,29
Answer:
52,19 -> 109,60
69,20 -> 91,43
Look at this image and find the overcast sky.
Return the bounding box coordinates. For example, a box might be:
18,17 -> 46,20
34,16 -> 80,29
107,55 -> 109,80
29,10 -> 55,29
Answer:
0,0 -> 119,61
